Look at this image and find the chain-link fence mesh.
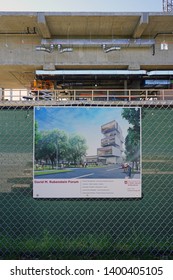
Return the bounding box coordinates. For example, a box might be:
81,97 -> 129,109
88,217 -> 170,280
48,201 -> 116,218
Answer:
0,102 -> 173,260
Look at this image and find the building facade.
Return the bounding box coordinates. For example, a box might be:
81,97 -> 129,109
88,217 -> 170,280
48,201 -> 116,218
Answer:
1,12 -> 173,100
97,120 -> 124,164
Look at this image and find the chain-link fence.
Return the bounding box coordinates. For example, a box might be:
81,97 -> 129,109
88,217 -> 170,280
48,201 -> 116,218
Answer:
0,102 -> 173,260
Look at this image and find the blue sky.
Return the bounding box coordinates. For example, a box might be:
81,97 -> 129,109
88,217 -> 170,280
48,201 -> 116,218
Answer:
1,0 -> 162,12
35,106 -> 134,155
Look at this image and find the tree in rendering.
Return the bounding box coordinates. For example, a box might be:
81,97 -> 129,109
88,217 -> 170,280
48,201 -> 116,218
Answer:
122,108 -> 140,170
35,126 -> 88,168
68,134 -> 88,166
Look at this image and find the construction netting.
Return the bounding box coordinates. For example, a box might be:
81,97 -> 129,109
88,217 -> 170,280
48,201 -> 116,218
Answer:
0,101 -> 173,259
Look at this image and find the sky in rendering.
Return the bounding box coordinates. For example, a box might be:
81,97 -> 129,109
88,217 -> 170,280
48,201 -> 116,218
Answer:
35,107 -> 136,156
1,0 -> 162,12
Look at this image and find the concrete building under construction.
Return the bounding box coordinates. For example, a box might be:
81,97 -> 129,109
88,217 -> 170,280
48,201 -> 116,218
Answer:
0,12 -> 173,102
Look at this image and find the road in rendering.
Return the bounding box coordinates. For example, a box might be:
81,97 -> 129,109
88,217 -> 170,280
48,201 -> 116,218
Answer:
35,164 -> 140,179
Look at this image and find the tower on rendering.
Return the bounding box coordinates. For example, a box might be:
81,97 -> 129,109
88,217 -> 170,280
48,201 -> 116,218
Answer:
97,120 -> 124,164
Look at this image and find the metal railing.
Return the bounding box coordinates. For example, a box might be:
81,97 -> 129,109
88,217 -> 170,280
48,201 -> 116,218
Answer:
1,88 -> 173,102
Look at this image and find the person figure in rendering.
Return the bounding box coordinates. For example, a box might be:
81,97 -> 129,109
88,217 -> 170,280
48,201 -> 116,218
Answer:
127,163 -> 132,178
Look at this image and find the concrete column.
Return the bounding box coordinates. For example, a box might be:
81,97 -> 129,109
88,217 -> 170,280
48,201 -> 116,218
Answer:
124,80 -> 128,100
10,89 -> 13,101
0,88 -> 5,100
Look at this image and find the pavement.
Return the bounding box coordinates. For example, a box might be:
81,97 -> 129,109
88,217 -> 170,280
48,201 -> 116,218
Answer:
34,165 -> 141,180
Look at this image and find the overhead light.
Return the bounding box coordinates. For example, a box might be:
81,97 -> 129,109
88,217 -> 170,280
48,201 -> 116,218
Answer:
57,44 -> 61,51
59,48 -> 73,53
35,44 -> 73,53
35,46 -> 52,53
102,44 -> 121,53
57,44 -> 73,53
36,70 -> 147,75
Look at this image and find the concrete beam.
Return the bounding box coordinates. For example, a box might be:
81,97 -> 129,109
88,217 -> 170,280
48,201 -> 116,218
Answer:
128,63 -> 140,70
37,13 -> 51,39
43,63 -> 56,70
133,13 -> 149,38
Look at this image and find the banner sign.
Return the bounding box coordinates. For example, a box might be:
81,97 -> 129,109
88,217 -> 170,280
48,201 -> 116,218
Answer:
144,79 -> 170,85
33,106 -> 142,198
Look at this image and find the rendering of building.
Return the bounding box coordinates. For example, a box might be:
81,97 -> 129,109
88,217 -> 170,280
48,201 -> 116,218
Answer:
85,155 -> 99,165
97,120 -> 124,164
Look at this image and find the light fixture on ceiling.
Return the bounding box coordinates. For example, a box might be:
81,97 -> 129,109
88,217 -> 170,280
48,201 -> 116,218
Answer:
57,44 -> 73,53
35,44 -> 73,53
102,44 -> 121,53
35,46 -> 52,53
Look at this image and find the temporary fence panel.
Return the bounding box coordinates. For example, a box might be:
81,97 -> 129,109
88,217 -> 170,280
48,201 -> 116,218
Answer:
0,102 -> 173,260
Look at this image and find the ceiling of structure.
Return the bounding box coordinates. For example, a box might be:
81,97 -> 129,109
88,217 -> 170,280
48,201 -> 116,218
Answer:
0,12 -> 173,89
1,12 -> 173,37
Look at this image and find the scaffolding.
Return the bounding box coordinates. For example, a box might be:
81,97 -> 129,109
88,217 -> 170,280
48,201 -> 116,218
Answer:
163,0 -> 173,12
